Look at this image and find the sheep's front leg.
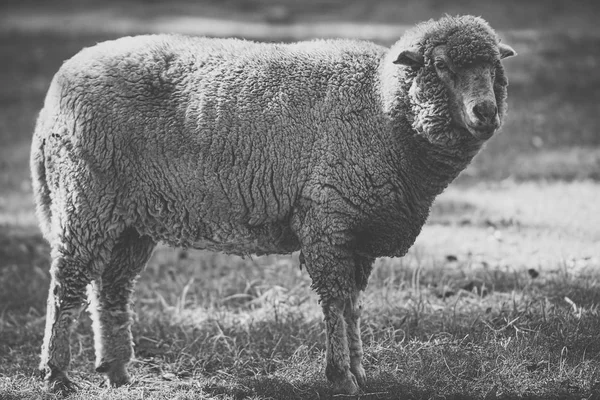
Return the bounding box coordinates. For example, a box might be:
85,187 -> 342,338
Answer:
88,229 -> 156,387
344,256 -> 372,387
344,292 -> 366,387
301,242 -> 360,395
40,251 -> 92,395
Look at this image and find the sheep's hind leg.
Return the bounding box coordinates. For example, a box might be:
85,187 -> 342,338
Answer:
88,228 -> 156,387
344,292 -> 366,387
39,250 -> 94,395
322,297 -> 359,394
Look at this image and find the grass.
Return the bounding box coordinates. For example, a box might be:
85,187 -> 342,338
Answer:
3,185 -> 600,399
1,1 -> 600,399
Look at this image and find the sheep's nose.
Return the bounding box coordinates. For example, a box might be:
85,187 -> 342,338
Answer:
472,101 -> 498,124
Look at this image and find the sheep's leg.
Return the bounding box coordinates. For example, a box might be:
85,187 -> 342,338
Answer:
39,251 -> 93,395
88,228 -> 155,387
322,297 -> 359,394
344,292 -> 366,387
300,241 -> 359,394
345,256 -> 373,387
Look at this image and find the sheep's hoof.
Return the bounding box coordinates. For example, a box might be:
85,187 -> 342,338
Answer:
327,368 -> 360,395
96,361 -> 131,387
42,370 -> 79,396
350,363 -> 367,387
333,371 -> 360,395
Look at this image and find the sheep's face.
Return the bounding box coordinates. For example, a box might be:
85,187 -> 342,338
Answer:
431,44 -> 505,140
394,39 -> 516,143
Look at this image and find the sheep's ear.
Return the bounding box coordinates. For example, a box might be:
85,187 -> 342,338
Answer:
498,43 -> 516,59
393,49 -> 424,68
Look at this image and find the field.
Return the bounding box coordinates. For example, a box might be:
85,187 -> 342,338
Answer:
1,1 -> 600,399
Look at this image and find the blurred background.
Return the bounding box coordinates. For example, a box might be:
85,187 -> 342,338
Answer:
2,0 -> 600,335
1,0 -> 599,196
1,0 -> 600,349
1,1 -> 600,398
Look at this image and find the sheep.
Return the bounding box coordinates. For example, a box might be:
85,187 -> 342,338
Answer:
30,14 -> 516,395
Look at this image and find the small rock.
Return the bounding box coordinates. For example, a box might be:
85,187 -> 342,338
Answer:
527,268 -> 539,278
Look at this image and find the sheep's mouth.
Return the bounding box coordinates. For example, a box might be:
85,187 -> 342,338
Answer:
466,124 -> 497,141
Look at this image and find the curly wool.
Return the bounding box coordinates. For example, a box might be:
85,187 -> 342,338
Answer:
382,15 -> 509,147
394,15 -> 503,65
32,19 -> 510,299
32,15 -> 512,394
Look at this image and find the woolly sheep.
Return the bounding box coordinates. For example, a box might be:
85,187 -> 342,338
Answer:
31,15 -> 516,395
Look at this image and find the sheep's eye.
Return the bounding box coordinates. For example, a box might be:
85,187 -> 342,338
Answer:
434,60 -> 448,70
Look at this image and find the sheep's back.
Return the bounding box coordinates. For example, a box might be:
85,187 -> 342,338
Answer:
45,34 -> 387,253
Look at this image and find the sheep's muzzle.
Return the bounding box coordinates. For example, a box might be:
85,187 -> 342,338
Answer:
466,99 -> 500,140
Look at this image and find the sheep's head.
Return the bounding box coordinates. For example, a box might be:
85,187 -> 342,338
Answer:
391,15 -> 516,143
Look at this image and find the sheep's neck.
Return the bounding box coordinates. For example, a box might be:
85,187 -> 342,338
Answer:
381,83 -> 481,201
399,132 -> 480,200
385,98 -> 482,205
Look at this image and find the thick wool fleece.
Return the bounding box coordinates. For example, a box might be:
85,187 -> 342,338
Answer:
382,15 -> 508,143
31,15 -> 511,394
33,36 -> 405,294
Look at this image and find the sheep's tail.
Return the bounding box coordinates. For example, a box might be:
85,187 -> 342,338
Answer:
30,107 -> 54,241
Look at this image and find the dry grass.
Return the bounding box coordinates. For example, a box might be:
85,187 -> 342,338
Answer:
2,181 -> 600,399
1,1 -> 600,399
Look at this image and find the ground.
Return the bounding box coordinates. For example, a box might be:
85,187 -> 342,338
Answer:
0,1 -> 599,399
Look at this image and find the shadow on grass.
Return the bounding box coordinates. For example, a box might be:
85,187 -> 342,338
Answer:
0,225 -> 49,312
202,374 -> 436,400
200,371 -> 597,400
1,192 -> 600,399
